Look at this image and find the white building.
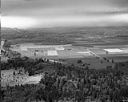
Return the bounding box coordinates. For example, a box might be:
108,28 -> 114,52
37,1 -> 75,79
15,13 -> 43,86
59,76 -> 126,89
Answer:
104,48 -> 124,54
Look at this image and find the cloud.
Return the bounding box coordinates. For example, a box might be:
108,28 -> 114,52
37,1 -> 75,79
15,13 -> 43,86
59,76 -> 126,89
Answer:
1,16 -> 37,28
1,0 -> 128,28
33,14 -> 128,27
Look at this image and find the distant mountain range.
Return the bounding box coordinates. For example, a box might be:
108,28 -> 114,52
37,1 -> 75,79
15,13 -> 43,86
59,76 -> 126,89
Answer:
1,26 -> 128,45
1,26 -> 128,35
1,27 -> 24,35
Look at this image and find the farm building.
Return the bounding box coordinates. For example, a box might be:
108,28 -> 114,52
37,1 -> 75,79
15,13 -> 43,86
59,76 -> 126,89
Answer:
104,48 -> 127,54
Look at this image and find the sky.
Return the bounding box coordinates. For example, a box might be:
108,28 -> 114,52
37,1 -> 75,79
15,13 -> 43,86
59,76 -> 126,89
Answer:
1,0 -> 128,28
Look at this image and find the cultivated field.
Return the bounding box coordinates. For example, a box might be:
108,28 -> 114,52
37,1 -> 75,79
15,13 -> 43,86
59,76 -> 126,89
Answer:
1,26 -> 128,69
9,42 -> 128,70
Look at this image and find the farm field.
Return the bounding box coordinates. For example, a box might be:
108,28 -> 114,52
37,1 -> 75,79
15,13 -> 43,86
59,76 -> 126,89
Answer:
10,43 -> 128,58
9,43 -> 128,70
1,26 -> 128,69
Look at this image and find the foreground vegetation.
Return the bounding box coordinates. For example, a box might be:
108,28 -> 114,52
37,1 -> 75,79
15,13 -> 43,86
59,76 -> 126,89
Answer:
1,57 -> 128,102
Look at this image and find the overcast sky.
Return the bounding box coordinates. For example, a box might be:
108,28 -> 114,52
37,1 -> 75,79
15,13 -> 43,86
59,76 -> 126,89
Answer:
1,0 -> 128,28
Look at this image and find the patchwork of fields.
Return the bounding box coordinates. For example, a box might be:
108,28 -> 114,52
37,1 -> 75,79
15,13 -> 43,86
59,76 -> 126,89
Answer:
11,43 -> 128,60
